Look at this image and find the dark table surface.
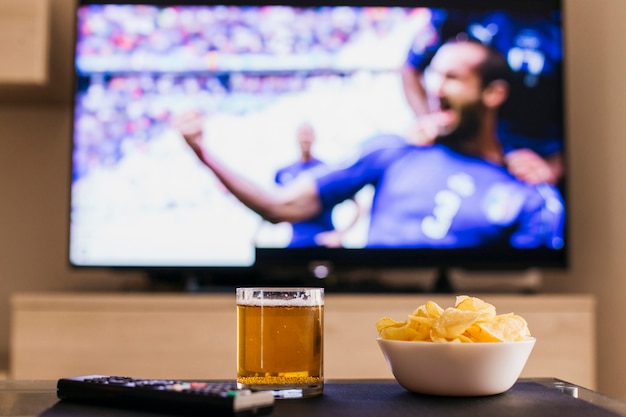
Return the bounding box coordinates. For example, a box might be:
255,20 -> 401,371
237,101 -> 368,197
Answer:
2,378 -> 626,417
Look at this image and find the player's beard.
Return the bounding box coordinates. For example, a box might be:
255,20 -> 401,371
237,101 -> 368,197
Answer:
435,102 -> 483,150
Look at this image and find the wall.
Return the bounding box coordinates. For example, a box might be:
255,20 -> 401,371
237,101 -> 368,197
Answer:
1,0 -> 626,399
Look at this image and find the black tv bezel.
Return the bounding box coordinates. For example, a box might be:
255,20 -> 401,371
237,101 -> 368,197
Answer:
68,0 -> 568,290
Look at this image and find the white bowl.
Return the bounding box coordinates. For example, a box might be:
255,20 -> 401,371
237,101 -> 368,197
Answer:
377,337 -> 536,396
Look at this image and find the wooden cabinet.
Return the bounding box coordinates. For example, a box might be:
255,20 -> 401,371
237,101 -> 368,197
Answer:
0,0 -> 49,84
10,293 -> 596,389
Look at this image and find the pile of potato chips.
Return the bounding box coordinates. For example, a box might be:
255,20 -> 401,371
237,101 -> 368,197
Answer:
376,295 -> 531,343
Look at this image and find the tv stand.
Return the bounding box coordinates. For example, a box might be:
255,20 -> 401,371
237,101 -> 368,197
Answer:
144,271 -> 263,293
142,273 -> 207,293
373,268 -> 543,294
446,268 -> 544,293
432,268 -> 454,293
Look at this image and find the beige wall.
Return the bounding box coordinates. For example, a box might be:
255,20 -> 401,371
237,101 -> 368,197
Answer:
1,0 -> 626,399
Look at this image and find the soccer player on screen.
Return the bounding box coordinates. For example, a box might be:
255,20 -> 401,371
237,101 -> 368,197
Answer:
402,13 -> 564,186
268,122 -> 360,248
272,122 -> 333,247
175,39 -> 564,249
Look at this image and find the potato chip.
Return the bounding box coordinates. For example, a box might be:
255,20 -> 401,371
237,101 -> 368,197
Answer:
406,315 -> 433,341
379,323 -> 418,341
464,323 -> 502,343
455,295 -> 496,321
431,307 -> 482,340
456,334 -> 474,343
425,300 -> 444,318
468,313 -> 530,342
376,295 -> 531,343
375,317 -> 405,334
412,300 -> 444,320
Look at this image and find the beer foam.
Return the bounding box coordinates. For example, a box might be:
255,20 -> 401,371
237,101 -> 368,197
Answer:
237,298 -> 322,307
237,288 -> 324,307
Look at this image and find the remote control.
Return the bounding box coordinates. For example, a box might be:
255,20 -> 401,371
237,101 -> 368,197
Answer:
56,375 -> 275,417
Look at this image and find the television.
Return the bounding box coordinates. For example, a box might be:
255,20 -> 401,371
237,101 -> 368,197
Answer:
69,0 -> 567,292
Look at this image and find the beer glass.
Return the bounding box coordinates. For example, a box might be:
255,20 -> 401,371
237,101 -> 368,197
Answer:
236,287 -> 324,398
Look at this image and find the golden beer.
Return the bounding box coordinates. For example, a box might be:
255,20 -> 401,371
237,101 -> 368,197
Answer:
236,288 -> 324,398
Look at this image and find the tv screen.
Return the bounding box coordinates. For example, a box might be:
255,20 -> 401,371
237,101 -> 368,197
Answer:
69,0 -> 566,289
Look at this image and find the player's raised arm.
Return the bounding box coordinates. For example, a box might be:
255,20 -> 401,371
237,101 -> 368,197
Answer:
172,110 -> 322,225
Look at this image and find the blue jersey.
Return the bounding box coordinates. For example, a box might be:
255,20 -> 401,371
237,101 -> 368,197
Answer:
275,158 -> 335,247
315,135 -> 564,249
